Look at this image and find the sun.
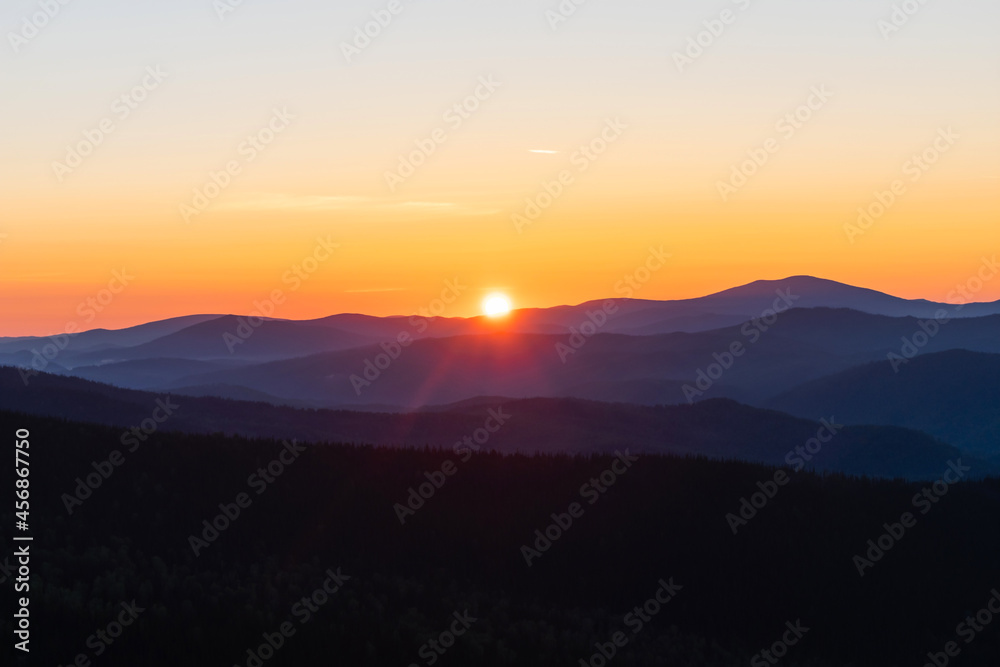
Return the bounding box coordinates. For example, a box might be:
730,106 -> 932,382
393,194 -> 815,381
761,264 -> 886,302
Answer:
482,294 -> 512,318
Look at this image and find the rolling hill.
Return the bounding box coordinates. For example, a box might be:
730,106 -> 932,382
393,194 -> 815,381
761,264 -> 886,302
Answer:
134,308 -> 1000,409
768,349 -> 1000,459
0,366 -> 990,479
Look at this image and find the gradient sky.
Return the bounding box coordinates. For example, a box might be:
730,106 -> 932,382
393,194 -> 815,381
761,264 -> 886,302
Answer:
1,0 -> 998,335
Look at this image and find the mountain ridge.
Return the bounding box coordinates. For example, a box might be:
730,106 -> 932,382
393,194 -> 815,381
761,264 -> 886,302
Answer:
0,366 -> 990,480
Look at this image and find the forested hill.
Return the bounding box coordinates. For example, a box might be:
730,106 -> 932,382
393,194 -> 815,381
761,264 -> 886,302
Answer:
2,410 -> 999,666
2,367 -> 992,480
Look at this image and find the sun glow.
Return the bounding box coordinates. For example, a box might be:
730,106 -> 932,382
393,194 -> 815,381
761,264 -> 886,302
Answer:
483,294 -> 512,318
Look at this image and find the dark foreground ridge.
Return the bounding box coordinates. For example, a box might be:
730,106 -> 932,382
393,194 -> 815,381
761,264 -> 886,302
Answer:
1,410 -> 998,666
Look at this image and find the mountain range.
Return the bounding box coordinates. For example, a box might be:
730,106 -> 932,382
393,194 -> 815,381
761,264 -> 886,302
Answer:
3,275 -> 998,479
0,366 -> 990,480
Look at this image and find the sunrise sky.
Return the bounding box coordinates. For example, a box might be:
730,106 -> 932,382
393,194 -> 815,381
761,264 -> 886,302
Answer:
1,0 -> 998,335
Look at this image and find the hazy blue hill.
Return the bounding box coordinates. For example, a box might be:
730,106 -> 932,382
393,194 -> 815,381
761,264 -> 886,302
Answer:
68,357 -> 246,389
3,284 -> 998,415
69,315 -> 378,365
0,366 -> 989,479
141,308 -> 1000,409
0,313 -> 223,353
768,349 -> 1000,458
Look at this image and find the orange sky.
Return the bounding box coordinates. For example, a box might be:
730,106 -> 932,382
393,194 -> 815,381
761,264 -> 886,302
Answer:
1,0 -> 998,336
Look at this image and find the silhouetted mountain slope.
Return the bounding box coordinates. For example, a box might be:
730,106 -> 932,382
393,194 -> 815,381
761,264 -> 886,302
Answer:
697,275 -> 943,316
155,329 -> 831,407
5,300 -> 999,416
149,309 -> 1000,409
5,275 -> 999,365
768,350 -> 1000,458
0,313 -> 223,352
69,357 -> 247,389
0,367 -> 989,479
572,275 -> 1000,334
69,316 -> 378,364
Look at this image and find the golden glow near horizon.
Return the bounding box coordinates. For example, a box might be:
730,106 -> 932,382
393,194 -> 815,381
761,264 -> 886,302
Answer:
1,0 -> 998,336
